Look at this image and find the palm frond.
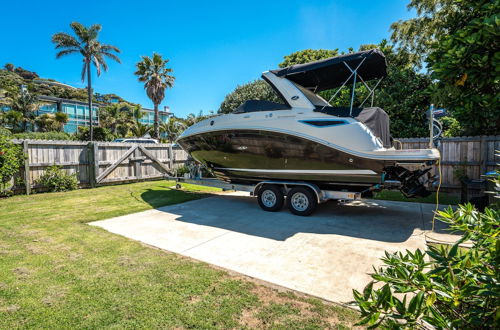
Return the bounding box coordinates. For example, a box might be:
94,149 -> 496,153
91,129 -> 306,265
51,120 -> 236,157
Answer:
101,51 -> 121,63
100,44 -> 121,53
70,22 -> 88,42
55,48 -> 80,58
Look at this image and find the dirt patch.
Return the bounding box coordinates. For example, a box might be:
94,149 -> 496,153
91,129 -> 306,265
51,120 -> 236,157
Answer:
13,267 -> 31,278
1,304 -> 21,313
26,244 -> 45,255
42,288 -> 68,306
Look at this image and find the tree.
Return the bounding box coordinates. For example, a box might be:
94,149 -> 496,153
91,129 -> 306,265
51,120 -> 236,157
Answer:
52,22 -> 121,141
4,63 -> 14,72
35,112 -> 69,132
99,102 -> 140,137
218,80 -> 281,114
130,122 -> 151,138
134,53 -> 175,139
160,117 -> 186,142
391,0 -> 500,135
278,48 -> 339,68
3,87 -> 40,132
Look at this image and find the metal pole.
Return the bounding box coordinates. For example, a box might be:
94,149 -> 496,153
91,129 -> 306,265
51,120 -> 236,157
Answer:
349,72 -> 357,117
429,104 -> 434,148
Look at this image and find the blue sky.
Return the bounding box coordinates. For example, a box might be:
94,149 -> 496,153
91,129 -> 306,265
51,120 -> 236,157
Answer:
1,0 -> 414,117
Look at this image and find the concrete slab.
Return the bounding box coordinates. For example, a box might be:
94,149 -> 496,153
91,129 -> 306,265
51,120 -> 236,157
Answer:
91,194 -> 460,304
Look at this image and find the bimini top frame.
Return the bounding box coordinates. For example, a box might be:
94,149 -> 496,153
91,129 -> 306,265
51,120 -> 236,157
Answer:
270,49 -> 387,116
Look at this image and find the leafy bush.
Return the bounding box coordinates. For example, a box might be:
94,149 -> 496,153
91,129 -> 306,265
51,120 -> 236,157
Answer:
0,134 -> 24,191
13,131 -> 74,141
36,165 -> 78,192
218,80 -> 281,114
353,202 -> 499,329
0,127 -> 12,137
75,126 -> 113,141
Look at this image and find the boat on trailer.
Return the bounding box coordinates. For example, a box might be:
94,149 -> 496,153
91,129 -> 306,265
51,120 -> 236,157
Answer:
176,49 -> 439,215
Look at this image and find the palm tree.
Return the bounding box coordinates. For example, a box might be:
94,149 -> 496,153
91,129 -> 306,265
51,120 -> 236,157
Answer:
134,53 -> 175,139
52,22 -> 121,141
130,122 -> 151,138
99,103 -> 139,137
7,89 -> 39,132
160,117 -> 186,143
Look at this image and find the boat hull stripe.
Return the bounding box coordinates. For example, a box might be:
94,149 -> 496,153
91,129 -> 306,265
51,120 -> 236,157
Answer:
214,168 -> 377,175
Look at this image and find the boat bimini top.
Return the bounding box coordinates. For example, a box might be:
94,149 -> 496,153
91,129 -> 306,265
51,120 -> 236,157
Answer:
234,49 -> 392,147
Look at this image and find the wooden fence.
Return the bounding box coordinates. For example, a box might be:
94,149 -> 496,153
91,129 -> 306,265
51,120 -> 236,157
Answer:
398,136 -> 499,192
12,140 -> 183,194
11,136 -> 499,194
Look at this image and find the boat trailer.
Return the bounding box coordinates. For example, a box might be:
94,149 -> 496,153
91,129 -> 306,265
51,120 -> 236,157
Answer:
173,177 -> 361,216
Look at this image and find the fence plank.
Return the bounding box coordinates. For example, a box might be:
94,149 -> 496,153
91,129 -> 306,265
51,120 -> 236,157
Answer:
96,145 -> 138,183
23,140 -> 31,195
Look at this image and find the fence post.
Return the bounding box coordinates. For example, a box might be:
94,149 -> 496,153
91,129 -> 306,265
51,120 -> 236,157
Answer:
169,144 -> 174,172
88,142 -> 97,188
23,140 -> 30,195
479,135 -> 487,175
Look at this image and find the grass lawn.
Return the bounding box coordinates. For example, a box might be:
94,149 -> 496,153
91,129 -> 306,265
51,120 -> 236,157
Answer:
372,190 -> 459,205
0,180 -> 359,329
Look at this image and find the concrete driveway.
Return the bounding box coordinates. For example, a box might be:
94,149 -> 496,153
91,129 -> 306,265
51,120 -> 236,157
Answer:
91,192 -> 458,304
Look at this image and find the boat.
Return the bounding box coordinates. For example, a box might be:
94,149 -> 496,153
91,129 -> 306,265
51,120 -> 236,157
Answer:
177,49 -> 439,198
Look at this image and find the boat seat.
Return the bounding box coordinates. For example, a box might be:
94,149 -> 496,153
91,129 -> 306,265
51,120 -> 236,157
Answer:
233,100 -> 291,114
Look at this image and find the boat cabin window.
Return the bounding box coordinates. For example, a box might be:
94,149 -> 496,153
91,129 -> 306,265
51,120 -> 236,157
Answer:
292,82 -> 331,107
232,100 -> 291,114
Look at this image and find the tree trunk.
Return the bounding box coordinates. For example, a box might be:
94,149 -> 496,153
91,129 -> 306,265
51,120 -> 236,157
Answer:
154,103 -> 159,139
86,60 -> 93,141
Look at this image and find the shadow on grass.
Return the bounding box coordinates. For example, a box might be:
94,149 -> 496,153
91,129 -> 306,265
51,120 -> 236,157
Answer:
140,186 -> 215,209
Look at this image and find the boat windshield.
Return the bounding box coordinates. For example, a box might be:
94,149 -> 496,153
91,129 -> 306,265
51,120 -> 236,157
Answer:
292,82 -> 331,107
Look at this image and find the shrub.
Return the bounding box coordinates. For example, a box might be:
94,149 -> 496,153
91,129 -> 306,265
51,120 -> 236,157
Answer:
0,134 -> 24,191
353,201 -> 500,329
36,165 -> 78,192
75,126 -> 113,141
0,127 -> 12,137
13,131 -> 74,141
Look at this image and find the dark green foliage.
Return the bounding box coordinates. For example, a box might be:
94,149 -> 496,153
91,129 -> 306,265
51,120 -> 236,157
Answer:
0,127 -> 12,136
353,202 -> 500,329
99,102 -> 142,137
392,0 -> 500,136
75,126 -> 112,141
36,165 -> 78,192
0,135 -> 24,190
427,0 -> 499,135
218,80 -> 281,114
12,131 -> 75,141
279,48 -> 339,68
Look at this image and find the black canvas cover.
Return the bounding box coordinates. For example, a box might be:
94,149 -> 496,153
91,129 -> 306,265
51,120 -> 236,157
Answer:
270,49 -> 387,92
355,107 -> 391,148
314,106 -> 391,147
233,100 -> 290,113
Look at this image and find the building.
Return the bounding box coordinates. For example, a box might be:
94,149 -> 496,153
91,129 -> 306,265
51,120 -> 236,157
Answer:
138,106 -> 172,126
37,95 -> 99,133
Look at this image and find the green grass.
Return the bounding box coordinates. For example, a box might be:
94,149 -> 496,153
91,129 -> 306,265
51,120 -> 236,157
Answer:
372,190 -> 459,205
0,180 -> 359,329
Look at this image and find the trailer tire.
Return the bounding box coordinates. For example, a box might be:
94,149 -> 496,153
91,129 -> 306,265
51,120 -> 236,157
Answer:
287,186 -> 317,216
257,185 -> 284,212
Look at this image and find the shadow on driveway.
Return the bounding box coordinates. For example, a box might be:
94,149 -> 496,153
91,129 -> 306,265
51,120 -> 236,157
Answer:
140,192 -> 438,243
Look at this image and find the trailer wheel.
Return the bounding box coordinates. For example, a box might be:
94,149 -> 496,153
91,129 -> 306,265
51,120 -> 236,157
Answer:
287,186 -> 317,216
257,185 -> 284,212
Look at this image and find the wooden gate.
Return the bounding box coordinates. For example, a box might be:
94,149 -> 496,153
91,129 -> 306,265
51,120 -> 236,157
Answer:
89,142 -> 174,186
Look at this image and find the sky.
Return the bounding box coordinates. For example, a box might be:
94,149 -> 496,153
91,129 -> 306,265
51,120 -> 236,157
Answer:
0,0 -> 414,118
